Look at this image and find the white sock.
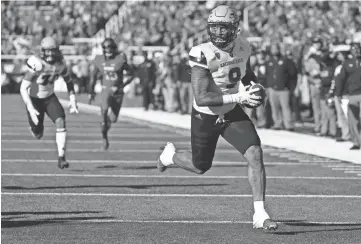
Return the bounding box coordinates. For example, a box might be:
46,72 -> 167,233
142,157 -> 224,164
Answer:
56,129 -> 67,157
254,201 -> 266,214
162,151 -> 175,166
160,143 -> 175,166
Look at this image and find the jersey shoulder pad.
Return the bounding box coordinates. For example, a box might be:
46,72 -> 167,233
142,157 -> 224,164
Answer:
236,35 -> 252,56
26,55 -> 43,73
188,44 -> 210,69
116,53 -> 127,65
93,55 -> 104,68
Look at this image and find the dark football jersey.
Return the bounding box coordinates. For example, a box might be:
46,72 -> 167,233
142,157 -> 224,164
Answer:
93,53 -> 128,87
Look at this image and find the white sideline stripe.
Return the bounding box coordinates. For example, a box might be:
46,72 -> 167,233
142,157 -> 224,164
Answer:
1,132 -> 187,138
0,159 -> 338,166
2,173 -> 360,180
12,219 -> 360,225
2,192 -> 361,198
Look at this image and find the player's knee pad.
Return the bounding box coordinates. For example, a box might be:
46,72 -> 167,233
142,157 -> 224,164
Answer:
55,117 -> 66,129
192,159 -> 212,174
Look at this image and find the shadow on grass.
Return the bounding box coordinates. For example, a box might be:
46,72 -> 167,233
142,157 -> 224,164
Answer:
270,219 -> 361,235
3,183 -> 228,190
2,216 -> 114,228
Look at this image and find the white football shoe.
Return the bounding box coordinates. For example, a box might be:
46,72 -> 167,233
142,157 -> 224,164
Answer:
157,142 -> 176,172
253,211 -> 278,230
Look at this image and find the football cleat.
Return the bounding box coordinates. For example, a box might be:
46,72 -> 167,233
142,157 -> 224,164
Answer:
29,127 -> 43,140
157,142 -> 175,172
102,137 -> 109,151
58,156 -> 69,169
253,212 -> 278,231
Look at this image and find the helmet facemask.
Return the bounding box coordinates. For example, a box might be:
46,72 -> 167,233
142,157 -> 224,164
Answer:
102,39 -> 117,60
40,37 -> 59,64
42,48 -> 58,64
207,22 -> 238,49
207,5 -> 239,49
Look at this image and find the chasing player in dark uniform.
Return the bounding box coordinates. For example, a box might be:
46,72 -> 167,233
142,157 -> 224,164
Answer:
88,38 -> 134,150
20,37 -> 79,169
157,5 -> 278,230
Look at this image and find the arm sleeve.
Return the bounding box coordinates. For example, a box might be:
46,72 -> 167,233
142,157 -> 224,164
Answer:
334,63 -> 347,97
188,46 -> 208,69
89,63 -> 99,93
241,58 -> 257,86
287,58 -> 298,91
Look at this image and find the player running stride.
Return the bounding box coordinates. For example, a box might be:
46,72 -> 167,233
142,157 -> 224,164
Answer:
88,38 -> 134,150
20,37 -> 79,169
157,6 -> 278,230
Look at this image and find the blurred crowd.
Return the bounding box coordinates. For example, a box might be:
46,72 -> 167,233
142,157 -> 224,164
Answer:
1,0 -> 122,54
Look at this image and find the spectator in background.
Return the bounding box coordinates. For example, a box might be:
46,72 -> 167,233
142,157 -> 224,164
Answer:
319,47 -> 338,138
137,51 -> 157,111
335,43 -> 361,150
329,51 -> 351,142
266,43 -> 297,131
162,55 -> 180,113
254,49 -> 272,128
72,57 -> 90,94
304,38 -> 323,135
177,51 -> 192,114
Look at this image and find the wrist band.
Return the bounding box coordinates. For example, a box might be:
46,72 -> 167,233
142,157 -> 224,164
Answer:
222,94 -> 237,104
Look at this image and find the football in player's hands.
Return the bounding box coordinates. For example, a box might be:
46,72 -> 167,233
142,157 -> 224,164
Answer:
244,83 -> 266,108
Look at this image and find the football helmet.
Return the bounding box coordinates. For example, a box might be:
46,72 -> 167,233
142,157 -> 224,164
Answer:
40,37 -> 60,64
207,5 -> 239,49
102,38 -> 118,59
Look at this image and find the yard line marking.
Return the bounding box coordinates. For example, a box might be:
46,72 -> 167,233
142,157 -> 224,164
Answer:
5,219 -> 360,225
2,192 -> 361,198
1,127 -> 154,132
1,139 -> 191,144
2,173 -> 360,180
0,159 -> 337,166
324,165 -> 358,168
344,171 -> 361,174
1,132 -> 188,138
0,148 -> 289,153
331,167 -> 361,171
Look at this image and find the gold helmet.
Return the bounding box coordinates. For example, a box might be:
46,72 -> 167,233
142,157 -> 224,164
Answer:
40,37 -> 60,64
207,5 -> 239,48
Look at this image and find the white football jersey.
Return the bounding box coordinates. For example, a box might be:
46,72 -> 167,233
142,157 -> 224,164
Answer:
189,35 -> 252,115
25,55 -> 67,99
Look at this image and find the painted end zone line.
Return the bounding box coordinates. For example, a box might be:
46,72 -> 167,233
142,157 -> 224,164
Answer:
2,173 -> 360,180
2,192 -> 361,198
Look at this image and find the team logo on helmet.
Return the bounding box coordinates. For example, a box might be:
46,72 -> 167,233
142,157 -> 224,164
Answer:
102,38 -> 118,59
207,5 -> 239,49
40,37 -> 60,64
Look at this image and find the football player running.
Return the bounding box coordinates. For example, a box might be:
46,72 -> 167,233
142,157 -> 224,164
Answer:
157,5 -> 278,231
20,37 -> 79,169
88,38 -> 134,150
